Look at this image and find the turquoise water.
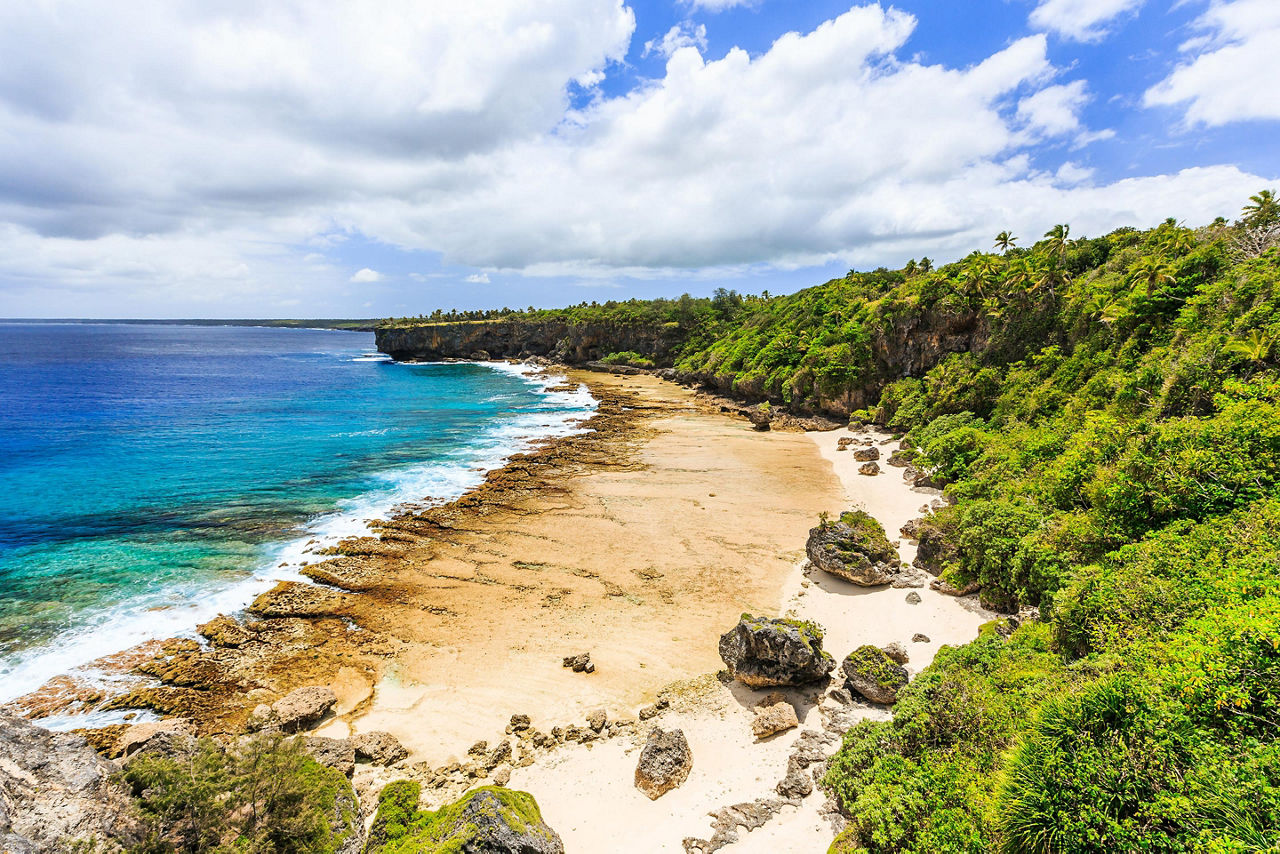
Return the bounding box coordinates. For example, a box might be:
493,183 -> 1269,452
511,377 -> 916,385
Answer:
0,323 -> 595,702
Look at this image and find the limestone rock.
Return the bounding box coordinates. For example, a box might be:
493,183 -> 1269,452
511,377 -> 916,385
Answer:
751,694 -> 799,739
639,698 -> 669,720
912,633 -> 931,643
882,642 -> 909,665
859,461 -> 880,476
197,614 -> 256,647
587,709 -> 607,732
635,728 -> 693,800
931,577 -> 981,597
118,718 -> 195,759
805,510 -> 901,586
509,713 -> 532,733
352,731 -> 408,766
775,757 -> 813,800
887,448 -> 914,467
272,685 -> 337,732
492,765 -> 512,786
562,652 -> 595,673
718,614 -> 835,688
905,591 -> 922,604
852,446 -> 880,462
842,645 -> 910,705
747,408 -> 772,431
0,711 -> 142,851
302,736 -> 356,777
246,703 -> 281,732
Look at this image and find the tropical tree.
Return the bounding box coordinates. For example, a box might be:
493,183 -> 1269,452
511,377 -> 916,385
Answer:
1043,224 -> 1071,264
994,231 -> 1017,254
1224,329 -> 1274,363
919,257 -> 934,273
1243,189 -> 1279,228
1127,256 -> 1176,295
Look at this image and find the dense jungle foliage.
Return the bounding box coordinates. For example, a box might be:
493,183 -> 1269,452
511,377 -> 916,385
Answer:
382,194 -> 1280,851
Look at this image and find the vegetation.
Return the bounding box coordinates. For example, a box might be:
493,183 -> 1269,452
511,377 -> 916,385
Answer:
378,192 -> 1280,850
363,782 -> 557,854
122,733 -> 360,854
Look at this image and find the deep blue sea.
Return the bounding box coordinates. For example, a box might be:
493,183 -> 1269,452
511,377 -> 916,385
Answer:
0,323 -> 594,703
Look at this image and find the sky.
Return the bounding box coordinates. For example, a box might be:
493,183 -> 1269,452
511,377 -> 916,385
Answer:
0,0 -> 1277,318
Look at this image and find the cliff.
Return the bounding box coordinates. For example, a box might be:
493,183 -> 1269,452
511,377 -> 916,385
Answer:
376,320 -> 686,366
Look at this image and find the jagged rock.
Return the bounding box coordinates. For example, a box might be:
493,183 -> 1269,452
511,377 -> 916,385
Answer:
246,703 -> 281,732
352,731 -> 408,766
776,757 -> 814,799
912,633 -> 931,643
903,465 -> 945,489
635,728 -> 693,800
882,642 -> 909,665
508,713 -> 532,733
852,446 -> 880,462
747,408 -> 772,431
562,652 -> 595,673
859,461 -> 880,476
0,712 -> 142,851
197,614 -> 256,647
905,591 -> 922,604
842,645 -> 910,705
751,694 -> 799,739
836,436 -> 855,450
931,577 -> 981,597
900,518 -> 923,539
302,736 -> 356,777
469,350 -> 491,360
887,448 -> 914,467
492,765 -> 512,786
805,510 -> 901,586
368,783 -> 563,853
469,740 -> 489,757
639,698 -> 669,720
118,718 -> 195,758
486,740 -> 512,770
272,685 -> 337,732
587,709 -> 607,732
718,614 -> 835,688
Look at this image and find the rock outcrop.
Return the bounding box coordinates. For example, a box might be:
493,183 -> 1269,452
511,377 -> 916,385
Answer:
806,511 -> 902,586
352,731 -> 408,766
635,728 -> 693,800
367,781 -> 564,854
841,645 -> 910,705
376,320 -> 685,368
272,685 -> 337,732
0,711 -> 142,852
718,615 -> 836,688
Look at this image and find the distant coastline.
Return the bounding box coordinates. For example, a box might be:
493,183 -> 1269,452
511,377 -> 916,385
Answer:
0,318 -> 380,331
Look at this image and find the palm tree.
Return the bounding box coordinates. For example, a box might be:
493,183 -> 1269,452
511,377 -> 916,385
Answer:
919,257 -> 934,273
1128,257 -> 1176,295
1224,329 -> 1274,363
994,231 -> 1017,254
1243,189 -> 1279,228
1043,224 -> 1071,264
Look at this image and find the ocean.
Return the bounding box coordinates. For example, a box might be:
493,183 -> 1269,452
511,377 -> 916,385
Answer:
0,323 -> 595,707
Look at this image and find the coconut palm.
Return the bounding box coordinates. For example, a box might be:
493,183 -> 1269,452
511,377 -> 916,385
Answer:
994,231 -> 1017,254
1243,189 -> 1279,228
1127,257 -> 1176,295
1224,329 -> 1274,363
1043,224 -> 1071,264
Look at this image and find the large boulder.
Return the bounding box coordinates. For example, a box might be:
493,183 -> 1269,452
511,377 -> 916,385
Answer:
852,446 -> 880,462
841,645 -> 909,705
718,615 -> 836,688
366,781 -> 563,854
634,728 -> 693,800
806,511 -> 901,586
272,685 -> 337,732
301,736 -> 356,777
0,711 -> 142,851
118,718 -> 196,760
352,730 -> 408,766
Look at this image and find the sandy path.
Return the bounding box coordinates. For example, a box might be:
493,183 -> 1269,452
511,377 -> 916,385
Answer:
493,423 -> 991,853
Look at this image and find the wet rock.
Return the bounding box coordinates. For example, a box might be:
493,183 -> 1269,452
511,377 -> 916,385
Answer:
301,736 -> 356,777
859,461 -> 880,476
0,712 -> 142,851
806,510 -> 901,586
249,580 -> 352,618
905,591 -> 922,604
751,694 -> 799,739
352,731 -> 408,766
197,614 -> 256,648
912,633 -> 931,643
635,728 -> 693,800
272,685 -> 337,732
852,446 -> 880,462
718,614 -> 835,688
882,642 -> 909,665
842,645 -> 909,705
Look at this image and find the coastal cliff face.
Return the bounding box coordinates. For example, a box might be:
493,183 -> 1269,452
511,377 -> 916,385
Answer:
375,320 -> 686,366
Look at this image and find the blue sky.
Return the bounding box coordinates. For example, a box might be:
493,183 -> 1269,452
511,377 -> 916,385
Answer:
0,0 -> 1276,317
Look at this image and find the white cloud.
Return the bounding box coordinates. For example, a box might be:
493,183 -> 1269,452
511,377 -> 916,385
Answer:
350,268 -> 383,283
0,1 -> 1272,316
684,0 -> 757,11
644,23 -> 708,59
1029,0 -> 1144,42
1144,0 -> 1280,126
465,273 -> 491,283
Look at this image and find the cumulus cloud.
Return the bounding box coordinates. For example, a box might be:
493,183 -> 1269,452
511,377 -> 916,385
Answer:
1029,0 -> 1144,42
644,22 -> 708,58
350,268 -> 383,283
0,1 -> 1271,315
465,273 -> 491,284
1144,0 -> 1280,126
684,0 -> 758,11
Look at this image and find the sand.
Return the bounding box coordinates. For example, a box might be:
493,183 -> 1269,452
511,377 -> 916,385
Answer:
344,390 -> 992,853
